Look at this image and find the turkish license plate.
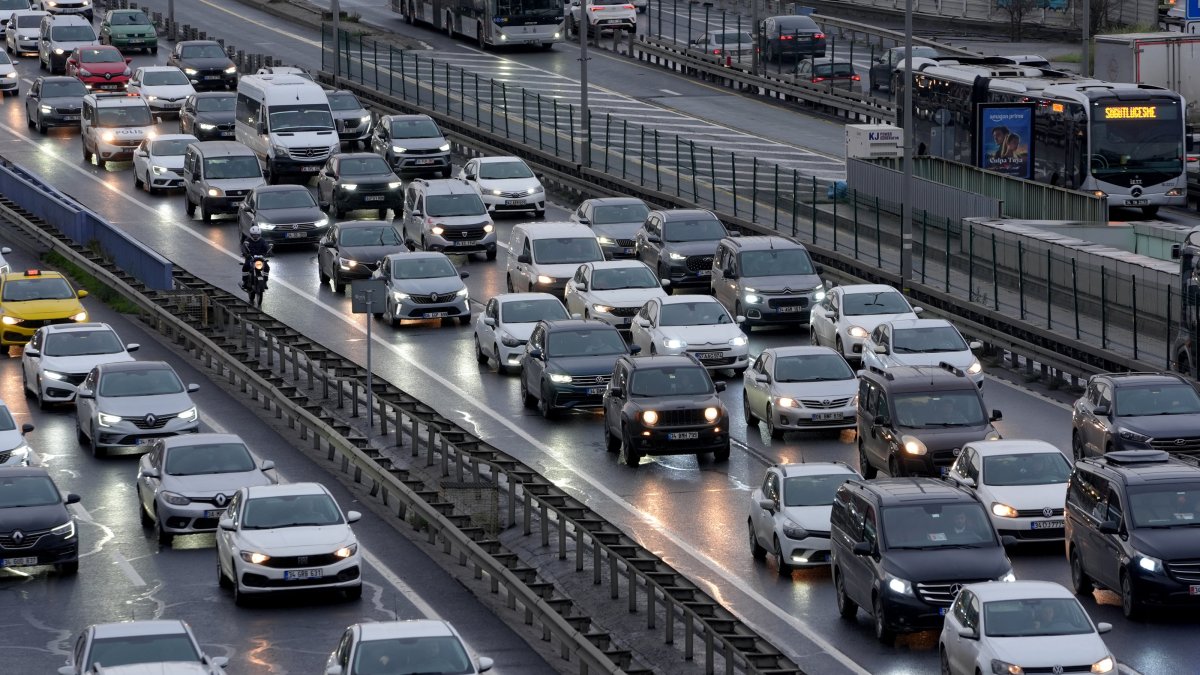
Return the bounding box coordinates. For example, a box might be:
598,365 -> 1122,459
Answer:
99,84 -> 121,90
1031,520 -> 1064,530
1125,198 -> 1149,205
695,351 -> 722,360
364,195 -> 385,202
1,557 -> 37,567
1190,585 -> 1200,595
779,305 -> 803,313
204,509 -> 225,518
136,438 -> 154,446
939,466 -> 950,477
160,101 -> 181,108
454,240 -> 478,247
203,75 -> 222,80
505,199 -> 525,206
813,412 -> 841,421
285,231 -> 307,239
587,387 -> 605,395
415,159 -> 436,165
668,431 -> 699,440
696,270 -> 711,276
63,115 -> 80,121
621,247 -> 633,255
283,568 -> 323,580
128,38 -> 144,44
425,311 -> 448,318
301,165 -> 321,172
938,607 -> 948,616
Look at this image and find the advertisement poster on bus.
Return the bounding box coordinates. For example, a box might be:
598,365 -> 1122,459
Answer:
976,103 -> 1034,179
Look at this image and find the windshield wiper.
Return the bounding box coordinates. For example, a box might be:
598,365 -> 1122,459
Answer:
886,545 -> 941,550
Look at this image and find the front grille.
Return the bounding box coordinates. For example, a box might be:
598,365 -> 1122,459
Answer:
0,451 -> 11,464
287,146 -> 332,160
1150,437 -> 1200,453
16,318 -> 74,330
799,397 -> 852,409
914,579 -> 990,606
1166,559 -> 1200,583
260,553 -> 342,569
497,190 -> 529,199
271,221 -> 321,232
337,118 -> 360,131
569,374 -> 611,387
224,189 -> 251,198
552,392 -> 604,407
404,148 -> 444,156
123,412 -> 177,430
113,139 -> 142,148
768,297 -> 808,309
57,373 -> 88,386
657,408 -> 705,426
1021,667 -> 1092,674
55,107 -> 81,115
685,255 -> 713,271
1014,507 -> 1064,518
609,306 -> 640,317
0,528 -> 51,550
804,529 -> 831,539
615,238 -> 635,247
407,292 -> 461,305
440,226 -> 488,240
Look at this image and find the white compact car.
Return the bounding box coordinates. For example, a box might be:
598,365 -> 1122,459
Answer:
457,155 -> 545,217
127,65 -> 195,115
132,133 -> 196,194
809,283 -> 922,362
474,292 -> 568,374
947,439 -> 1072,543
324,620 -> 494,675
7,10 -> 48,55
57,620 -> 229,675
22,322 -> 139,408
0,244 -> 12,275
0,48 -> 17,95
0,399 -> 34,467
563,260 -> 667,329
861,318 -> 984,387
939,581 -> 1115,675
742,346 -> 858,438
748,462 -> 860,574
216,482 -> 363,605
629,295 -> 749,372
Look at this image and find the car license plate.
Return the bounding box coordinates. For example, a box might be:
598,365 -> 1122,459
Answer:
204,509 -> 225,518
621,247 -> 633,255
1031,520 -> 1064,530
1,557 -> 37,567
284,568 -> 323,580
813,412 -> 841,421
425,311 -> 448,318
1190,585 -> 1200,595
668,431 -> 699,440
587,387 -> 605,395
939,466 -> 949,477
938,607 -> 948,616
364,195 -> 385,202
455,240 -> 478,246
415,159 -> 435,165
128,39 -> 144,44
301,165 -> 321,172
204,75 -> 222,80
779,305 -> 803,313
285,232 -> 307,239
64,115 -> 80,121
695,351 -> 722,360
1125,199 -> 1149,205
136,438 -> 154,446
505,199 -> 525,206
696,270 -> 711,276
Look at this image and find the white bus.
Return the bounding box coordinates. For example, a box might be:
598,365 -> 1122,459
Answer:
390,0 -> 563,49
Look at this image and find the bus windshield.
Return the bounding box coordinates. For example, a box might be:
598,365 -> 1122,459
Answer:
494,0 -> 562,18
1090,99 -> 1183,179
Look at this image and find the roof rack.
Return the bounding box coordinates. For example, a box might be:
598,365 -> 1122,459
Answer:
938,361 -> 966,377
1097,450 -> 1170,465
866,364 -> 894,380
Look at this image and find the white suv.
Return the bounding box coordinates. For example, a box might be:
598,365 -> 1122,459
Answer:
567,0 -> 636,34
81,91 -> 157,166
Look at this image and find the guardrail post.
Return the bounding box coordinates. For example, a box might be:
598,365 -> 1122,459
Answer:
790,170 -> 798,236
690,140 -> 699,201
832,190 -> 838,251
603,113 -> 611,174
852,191 -> 859,256
540,502 -> 550,547
1132,275 -> 1139,360
609,552 -> 619,598
639,126 -> 646,186
523,489 -> 532,535
991,232 -> 999,311
568,104 -> 575,162
1046,249 -> 1053,330
627,565 -> 636,613
966,225 -> 974,303
1071,257 -> 1080,340
772,164 -> 780,228
1016,241 -> 1025,319
704,628 -> 714,674
593,537 -> 602,584
501,82 -> 510,139
731,153 -> 739,217
621,119 -> 628,179
944,219 -> 951,292
751,157 -> 758,221
552,99 -> 559,156
810,176 -> 817,240
918,214 -> 926,282
558,517 -> 567,559
665,599 -> 675,643
876,197 -> 883,267
1099,266 -> 1106,349
1166,285 -> 1173,369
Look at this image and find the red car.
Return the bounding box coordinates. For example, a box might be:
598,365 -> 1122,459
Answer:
65,45 -> 132,91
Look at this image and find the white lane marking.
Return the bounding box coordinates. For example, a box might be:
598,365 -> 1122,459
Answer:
112,550 -> 146,587
5,123 -> 867,674
659,89 -> 682,96
68,503 -> 93,523
195,0 -> 321,47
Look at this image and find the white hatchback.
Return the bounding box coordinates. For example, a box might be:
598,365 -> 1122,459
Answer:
127,65 -> 195,115
630,295 -> 749,372
21,321 -> 138,408
861,318 -> 984,387
324,620 -> 493,675
748,462 -> 859,574
474,292 -> 568,374
457,156 -> 545,217
564,260 -> 667,330
946,439 -> 1072,543
132,133 -> 196,194
808,283 -> 921,362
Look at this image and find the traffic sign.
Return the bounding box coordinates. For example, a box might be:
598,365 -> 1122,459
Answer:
1188,0 -> 1200,21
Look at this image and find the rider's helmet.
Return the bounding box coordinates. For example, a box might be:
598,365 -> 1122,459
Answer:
248,225 -> 262,241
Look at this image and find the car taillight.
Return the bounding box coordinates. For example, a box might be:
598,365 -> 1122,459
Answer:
814,32 -> 825,39
712,48 -> 721,54
812,76 -> 825,82
623,4 -> 633,8
779,34 -> 794,40
850,74 -> 861,81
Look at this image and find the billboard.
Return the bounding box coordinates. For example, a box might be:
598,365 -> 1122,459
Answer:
976,103 -> 1035,179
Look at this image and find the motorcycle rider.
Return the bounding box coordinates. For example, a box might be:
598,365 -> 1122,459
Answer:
241,226 -> 272,291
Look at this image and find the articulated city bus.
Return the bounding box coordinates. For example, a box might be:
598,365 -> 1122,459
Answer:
390,0 -> 564,49
896,56 -> 1188,217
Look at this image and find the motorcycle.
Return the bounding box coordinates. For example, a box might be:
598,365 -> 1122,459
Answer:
246,255 -> 270,307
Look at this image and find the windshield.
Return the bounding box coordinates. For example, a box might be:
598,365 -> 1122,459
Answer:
43,329 -> 123,357
713,32 -> 752,44
500,298 -> 567,323
340,225 -> 402,247
204,156 -> 261,179
892,326 -> 967,353
773,353 -> 853,382
0,475 -> 60,508
142,69 -> 189,86
195,95 -> 235,112
629,366 -> 712,397
532,237 -> 603,265
1114,383 -> 1200,416
0,0 -> 24,7
97,105 -> 152,127
1128,484 -> 1200,528
1090,99 -> 1183,178
546,328 -> 627,357
269,104 -> 334,132
982,452 -> 1071,486
79,48 -> 121,63
984,598 -> 1093,637
42,80 -> 87,97
425,194 -> 486,217
242,493 -> 343,529
478,160 -> 535,179
0,406 -> 12,432
98,368 -> 185,397
259,190 -> 316,210
883,503 -> 996,549
109,11 -> 152,25
390,118 -> 441,139
740,249 -> 814,276
393,257 -> 457,280
592,202 -> 648,224
662,218 -> 727,242
842,291 -> 911,316
16,15 -> 42,28
814,62 -> 855,77
353,636 -> 474,675
893,391 -> 987,428
659,301 -> 732,327
88,635 -> 200,670
165,442 -> 256,476
51,26 -> 95,41
591,266 -> 658,290
339,156 -> 391,176
179,44 -> 227,59
784,474 -> 850,507
327,92 -> 363,111
150,139 -> 191,156
1,277 -> 75,301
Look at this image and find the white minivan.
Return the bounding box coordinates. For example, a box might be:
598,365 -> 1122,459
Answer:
505,222 -> 604,297
234,73 -> 339,183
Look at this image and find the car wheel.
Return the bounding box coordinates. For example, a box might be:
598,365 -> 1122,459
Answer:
743,393 -> 758,425
218,557 -> 232,589
888,454 -> 903,478
538,384 -> 556,419
386,300 -> 400,328
75,416 -> 87,443
1120,572 -> 1144,620
318,265 -> 330,284
534,207 -> 545,218
89,423 -> 104,458
199,200 -> 212,223
486,247 -> 497,261
604,419 -> 620,453
766,404 -> 783,440
21,369 -> 31,398
154,508 -> 174,547
858,440 -> 878,479
25,109 -> 34,128
35,378 -> 50,410
506,275 -> 515,293
378,208 -> 388,220
474,335 -> 487,364
873,594 -> 895,645
134,171 -> 144,190
185,195 -> 196,217
1103,441 -> 1114,457
332,271 -> 346,294
1069,546 -> 1094,595
713,443 -> 729,461
748,519 -> 767,561
834,569 -> 858,619
150,45 -> 158,56
82,142 -> 92,164
232,570 -> 250,606
494,344 -> 510,375
939,647 -> 951,675
344,584 -> 363,601
835,335 -> 846,359
36,113 -> 47,134
55,561 -> 79,575
773,536 -> 791,578
139,494 -> 153,527
520,376 -> 536,409
1071,431 -> 1085,461
619,425 -> 640,467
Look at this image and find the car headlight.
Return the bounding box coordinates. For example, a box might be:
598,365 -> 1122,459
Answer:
388,181 -> 402,189
198,122 -> 216,130
992,660 -> 1022,675
536,275 -> 555,285
1137,553 -> 1163,573
0,315 -> 20,325
97,412 -> 122,427
776,397 -> 799,409
438,143 -> 451,152
900,435 -> 927,455
592,304 -> 614,314
668,252 -> 687,261
334,543 -> 358,558
5,443 -> 31,466
77,68 -> 91,77
207,187 -> 224,197
177,407 -> 198,422
40,105 -> 52,113
256,222 -> 276,231
1118,427 -> 1151,444
596,236 -> 614,245
54,48 -> 64,55
43,370 -> 68,381
161,491 -> 190,506
885,574 -> 913,595
662,338 -> 686,349
101,131 -> 115,142
240,551 -> 270,565
184,68 -> 198,75
525,186 -> 539,195
997,570 -> 1016,582
500,334 -> 524,348
359,114 -> 371,124
315,216 -> 329,228
224,66 -> 238,74
812,284 -> 826,302
483,224 -> 494,233
967,359 -> 983,375
729,335 -> 748,347
340,183 -> 357,191
50,520 -> 75,539
392,291 -> 410,301
744,293 -> 760,304
986,430 -> 1002,441
781,518 -> 808,540
991,502 -> 1019,518
1091,656 -> 1115,674
391,145 -> 407,153
430,226 -> 445,236
456,288 -> 468,297
145,95 -> 157,101
641,410 -> 658,425
151,165 -> 168,175
339,257 -> 358,269
847,325 -> 869,338
490,189 -> 504,196
549,372 -> 573,384
703,406 -> 719,422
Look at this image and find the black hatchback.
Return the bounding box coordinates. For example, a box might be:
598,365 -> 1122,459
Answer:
0,467 -> 81,575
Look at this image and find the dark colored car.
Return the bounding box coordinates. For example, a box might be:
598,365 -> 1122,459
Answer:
166,40 -> 237,91
830,478 -> 1014,644
369,114 -> 452,177
179,91 -> 235,141
869,45 -> 938,92
758,15 -> 825,63
316,220 -> 410,293
1071,372 -> 1200,461
857,363 -> 1002,478
64,45 -> 131,92
603,354 -> 730,467
0,467 -> 81,575
327,90 -> 372,146
316,152 -> 404,219
635,208 -> 732,291
237,185 -> 329,245
570,197 -> 650,260
24,75 -> 86,133
1066,450 -> 1200,619
520,319 -> 638,418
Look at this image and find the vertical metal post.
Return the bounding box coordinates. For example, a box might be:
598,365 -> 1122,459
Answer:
654,130 -> 661,190
791,170 -> 799,236
1132,275 -> 1139,359
580,3 -> 592,169
944,218 -> 951,291
876,197 -> 883,268
687,2 -> 693,44
1017,240 -> 1026,320
553,99 -> 560,155
773,164 -> 780,228
710,147 -> 717,208
751,0 -> 759,73
919,214 -> 927,282
622,120 -> 628,179
365,289 -> 374,429
1071,258 -> 1080,339
536,93 -> 543,150
640,126 -> 646,186
604,113 -> 612,174
331,0 -> 342,77
1082,0 -> 1091,77
810,176 -> 817,239
1046,249 -> 1053,330
900,0 -> 914,289
568,104 -> 575,161
853,190 -> 859,256
991,232 -> 999,311
751,157 -> 758,221
731,154 -> 739,216
690,140 -> 699,200
1100,266 -> 1107,349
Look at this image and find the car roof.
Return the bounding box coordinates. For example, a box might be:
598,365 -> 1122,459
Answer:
38,76 -> 81,84
583,197 -> 645,207
851,478 -> 976,505
476,156 -> 527,165
775,461 -> 857,478
809,57 -> 853,66
497,292 -> 561,303
414,178 -> 477,195
1098,371 -> 1187,387
98,360 -> 173,373
0,466 -> 53,479
659,295 -> 722,306
654,208 -> 718,220
246,482 -> 328,498
47,15 -> 91,25
177,40 -> 222,47
518,222 -> 593,238
1079,451 -> 1200,484
189,141 -> 253,157
763,345 -> 843,359
964,580 -> 1075,602
864,364 -> 977,391
587,260 -> 652,271
333,152 -> 386,162
962,439 -> 1062,456
357,620 -> 457,642
137,66 -> 186,73
150,133 -> 199,143
725,235 -> 806,251
90,664 -> 213,675
40,322 -> 114,334
839,283 -> 899,295
158,433 -> 245,450
91,620 -> 190,639
383,251 -> 452,263
542,319 -> 615,332
81,45 -> 122,53
191,91 -> 234,99
382,113 -> 435,122
772,14 -> 817,24
336,219 -> 392,228
253,184 -> 310,195
625,354 -> 700,369
12,10 -> 48,16
885,318 -> 954,330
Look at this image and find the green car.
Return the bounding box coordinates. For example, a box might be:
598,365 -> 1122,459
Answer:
98,9 -> 158,55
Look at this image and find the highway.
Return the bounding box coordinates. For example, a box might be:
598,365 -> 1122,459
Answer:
0,2 -> 1196,673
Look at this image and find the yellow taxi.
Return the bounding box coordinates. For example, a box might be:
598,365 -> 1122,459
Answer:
0,270 -> 89,346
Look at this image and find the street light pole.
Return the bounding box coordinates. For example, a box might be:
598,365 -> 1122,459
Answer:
750,0 -> 760,74
1081,0 -> 1091,76
332,0 -> 342,78
579,6 -> 591,168
900,0 -> 913,288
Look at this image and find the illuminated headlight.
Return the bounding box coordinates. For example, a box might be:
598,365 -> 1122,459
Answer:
499,34 -> 508,41
641,410 -> 658,425
997,570 -> 1016,582
438,143 -> 451,152
161,491 -> 190,506
1167,188 -> 1185,197
536,275 -> 555,285
50,520 -> 75,539
256,222 -> 276,231
360,114 -> 372,124
97,412 -> 123,427
728,335 -> 748,347
991,502 -> 1019,518
53,48 -> 64,55
392,291 -> 410,301
885,575 -> 913,595
1118,427 -> 1151,444
967,359 -> 983,375
1137,553 -> 1163,573
847,325 -> 869,338
1091,656 -> 1115,674
430,226 -> 445,236
483,224 -> 494,233
240,551 -> 270,565
316,217 -> 330,228
101,131 -> 115,142
525,186 -> 540,195
184,68 -> 198,75
40,105 -> 52,113
146,95 -> 157,101
744,293 -> 760,304
668,252 -> 687,261
151,165 -> 169,174
548,372 -> 573,384
703,406 -> 719,422
338,257 -> 358,269
392,145 -> 407,153
456,288 -> 468,297
388,181 -> 402,189
592,304 -> 614,314
554,32 -> 561,38
0,316 -> 21,325
77,68 -> 91,77
776,397 -> 799,409
812,284 -> 826,302
340,184 -> 357,191
662,338 -> 686,349
900,435 -> 927,455
4,71 -> 18,79
490,189 -> 504,196
596,236 -> 614,245
207,187 -> 224,197
986,431 -> 1002,440
145,130 -> 157,140
198,122 -> 216,130
334,543 -> 358,558
992,660 -> 1022,675
781,518 -> 808,540
177,407 -> 198,422
43,371 -> 69,381
224,66 -> 238,74
70,311 -> 88,322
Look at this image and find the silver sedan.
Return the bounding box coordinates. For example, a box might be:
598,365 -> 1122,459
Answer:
75,360 -> 201,457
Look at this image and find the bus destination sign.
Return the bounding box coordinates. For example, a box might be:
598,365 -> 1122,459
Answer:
1104,106 -> 1158,120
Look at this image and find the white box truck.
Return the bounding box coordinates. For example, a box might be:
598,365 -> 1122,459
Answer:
1095,32 -> 1200,128
234,73 -> 339,183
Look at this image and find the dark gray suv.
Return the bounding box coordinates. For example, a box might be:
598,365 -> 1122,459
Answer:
711,235 -> 824,328
634,209 -> 732,292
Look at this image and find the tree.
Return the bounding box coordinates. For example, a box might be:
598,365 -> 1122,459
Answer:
996,0 -> 1039,41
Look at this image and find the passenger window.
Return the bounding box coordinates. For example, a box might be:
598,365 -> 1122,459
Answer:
1067,469 -> 1101,518
966,450 -> 980,482
1086,382 -> 1100,406
965,595 -> 981,630
753,353 -> 766,372
951,591 -> 971,628
863,381 -> 878,414
862,505 -> 878,548
1097,384 -> 1112,409
766,472 -> 780,502
870,326 -> 884,345
1104,490 -> 1124,527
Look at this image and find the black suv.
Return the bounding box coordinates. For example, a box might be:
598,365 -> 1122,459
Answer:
857,363 -> 1002,479
0,467 -> 81,575
634,209 -> 733,291
1065,450 -> 1200,619
1071,371 -> 1200,461
520,319 -> 639,418
603,354 -> 730,467
829,478 -> 1014,644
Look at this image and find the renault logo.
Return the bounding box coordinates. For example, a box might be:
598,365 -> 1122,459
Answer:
948,583 -> 963,595
429,292 -> 440,302
214,494 -> 227,507
297,556 -> 308,565
104,73 -> 112,80
145,414 -> 156,426
1043,507 -> 1054,518
11,530 -> 23,545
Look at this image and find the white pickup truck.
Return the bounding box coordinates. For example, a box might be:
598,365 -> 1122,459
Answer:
566,0 -> 637,36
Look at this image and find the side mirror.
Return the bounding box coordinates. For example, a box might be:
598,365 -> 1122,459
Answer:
576,282 -> 588,292
1098,520 -> 1120,534
1096,622 -> 1112,634
608,386 -> 624,398
59,668 -> 74,675
735,315 -> 746,324
852,541 -> 872,556
187,383 -> 200,392
1091,406 -> 1109,417
257,120 -> 267,134
65,493 -> 81,505
346,510 -> 362,523
23,347 -> 39,357
77,388 -> 95,399
990,409 -> 1003,422
725,270 -> 738,280
260,460 -> 275,471
517,253 -> 532,264
715,381 -> 726,392
459,271 -> 470,279
754,373 -> 770,383
969,341 -> 983,350
660,279 -> 671,287
758,498 -> 776,512
628,344 -> 642,355
1171,243 -> 1183,260
956,628 -> 978,640
570,313 -> 582,320
209,657 -> 229,668
76,289 -> 88,298
325,666 -> 343,675
872,414 -> 889,427
647,235 -> 662,244
872,344 -> 887,354
410,209 -> 423,218
528,348 -> 543,360
912,306 -> 924,314
636,318 -> 650,328
21,423 -> 34,435
125,343 -> 139,352
0,247 -> 10,254
957,476 -> 976,488
478,656 -> 494,673
483,317 -> 496,327
577,217 -> 590,225
218,517 -> 236,531
142,467 -> 160,478
125,57 -> 132,64
727,230 -> 741,238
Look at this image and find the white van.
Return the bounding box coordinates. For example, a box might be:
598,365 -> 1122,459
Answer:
234,73 -> 339,183
506,222 -> 604,297
38,14 -> 96,74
